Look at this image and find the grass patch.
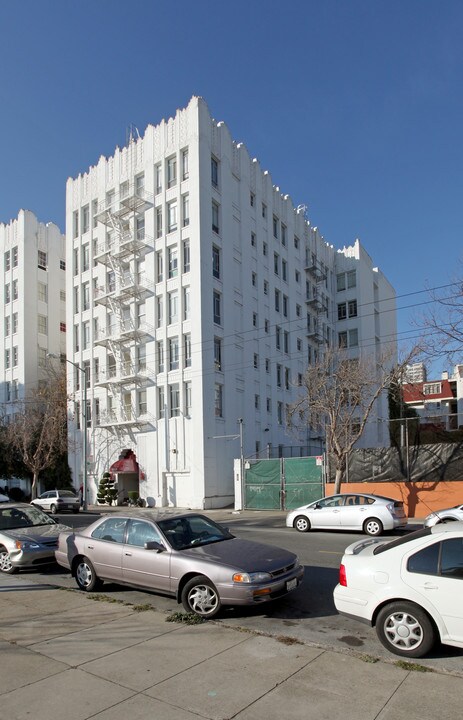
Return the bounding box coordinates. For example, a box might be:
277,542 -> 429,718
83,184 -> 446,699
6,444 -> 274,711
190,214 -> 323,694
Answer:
275,635 -> 304,646
132,604 -> 153,612
394,660 -> 431,672
359,654 -> 379,663
166,611 -> 206,625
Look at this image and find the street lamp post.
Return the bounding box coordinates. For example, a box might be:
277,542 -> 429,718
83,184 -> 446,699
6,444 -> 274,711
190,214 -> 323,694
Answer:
48,354 -> 88,511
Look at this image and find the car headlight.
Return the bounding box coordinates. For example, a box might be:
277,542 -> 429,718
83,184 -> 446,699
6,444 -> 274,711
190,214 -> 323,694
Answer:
233,571 -> 273,583
14,540 -> 40,550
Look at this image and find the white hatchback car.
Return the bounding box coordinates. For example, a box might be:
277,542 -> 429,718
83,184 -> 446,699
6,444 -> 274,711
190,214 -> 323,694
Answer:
286,493 -> 407,536
334,522 -> 463,657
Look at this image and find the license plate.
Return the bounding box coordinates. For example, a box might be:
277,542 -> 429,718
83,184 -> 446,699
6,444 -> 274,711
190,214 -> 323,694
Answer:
286,578 -> 297,592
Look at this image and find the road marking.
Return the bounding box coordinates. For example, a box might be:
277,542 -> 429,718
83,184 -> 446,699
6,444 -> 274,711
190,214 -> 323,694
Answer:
319,550 -> 341,554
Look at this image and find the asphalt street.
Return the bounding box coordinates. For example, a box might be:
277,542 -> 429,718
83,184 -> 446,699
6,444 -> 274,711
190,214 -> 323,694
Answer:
18,508 -> 463,676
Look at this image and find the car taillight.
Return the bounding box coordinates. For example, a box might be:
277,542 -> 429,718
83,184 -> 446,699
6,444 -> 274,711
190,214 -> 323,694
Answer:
339,564 -> 347,587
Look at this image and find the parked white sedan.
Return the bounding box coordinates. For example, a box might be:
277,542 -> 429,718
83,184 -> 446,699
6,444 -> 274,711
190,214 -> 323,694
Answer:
334,522 -> 463,657
286,493 -> 407,536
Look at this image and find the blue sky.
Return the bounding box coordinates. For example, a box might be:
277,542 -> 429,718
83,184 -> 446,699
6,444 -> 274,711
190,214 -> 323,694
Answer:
1,0 -> 462,371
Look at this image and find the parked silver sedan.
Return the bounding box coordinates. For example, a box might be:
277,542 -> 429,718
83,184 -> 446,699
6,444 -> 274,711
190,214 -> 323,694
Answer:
286,493 -> 407,536
424,504 -> 463,527
55,512 -> 304,617
0,503 -> 71,574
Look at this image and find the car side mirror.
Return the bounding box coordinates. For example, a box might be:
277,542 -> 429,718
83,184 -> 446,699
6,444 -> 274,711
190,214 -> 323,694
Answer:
314,503 -> 321,510
145,541 -> 165,552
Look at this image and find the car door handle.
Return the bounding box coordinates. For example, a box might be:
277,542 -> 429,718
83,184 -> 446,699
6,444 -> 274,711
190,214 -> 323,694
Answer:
86,545 -> 94,550
124,552 -> 132,557
422,582 -> 438,590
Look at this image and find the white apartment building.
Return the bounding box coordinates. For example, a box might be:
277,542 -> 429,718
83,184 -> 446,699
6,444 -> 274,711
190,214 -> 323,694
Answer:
0,209 -> 66,438
66,96 -> 397,509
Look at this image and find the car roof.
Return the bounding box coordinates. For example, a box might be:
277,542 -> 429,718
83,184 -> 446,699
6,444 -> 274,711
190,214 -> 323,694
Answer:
322,492 -> 393,501
430,520 -> 463,535
97,511 -> 210,523
0,502 -> 34,509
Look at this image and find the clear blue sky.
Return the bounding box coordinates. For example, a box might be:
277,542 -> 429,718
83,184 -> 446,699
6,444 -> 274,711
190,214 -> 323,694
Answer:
1,0 -> 462,371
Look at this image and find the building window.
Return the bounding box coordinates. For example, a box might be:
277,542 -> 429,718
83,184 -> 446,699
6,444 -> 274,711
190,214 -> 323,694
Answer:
285,368 -> 290,390
183,239 -> 190,273
182,194 -> 190,227
38,250 -> 47,270
73,211 -> 79,238
252,272 -> 257,287
38,282 -> 48,303
262,203 -> 267,219
169,383 -> 180,417
12,312 -> 18,334
82,244 -> 89,272
60,259 -> 66,271
12,246 -> 18,267
274,253 -> 279,275
265,358 -> 270,374
82,321 -> 90,350
169,337 -> 179,371
212,246 -> 220,279
184,333 -> 191,368
156,251 -> 163,283
348,299 -> 358,318
424,382 -> 442,395
281,224 -> 287,246
168,246 -> 178,278
4,317 -> 10,336
349,328 -> 358,347
263,241 -> 268,256
276,325 -> 281,350
212,201 -> 220,234
283,295 -> 288,317
167,200 -> 178,232
250,192 -> 255,207
338,303 -> 347,320
5,349 -> 10,369
251,232 -> 256,247
214,383 -> 223,417
155,163 -> 162,194
253,312 -> 258,327
294,235 -> 300,249
82,205 -> 89,234
213,291 -> 221,325
253,353 -> 259,369
214,337 -> 222,371
282,259 -> 287,282
82,282 -> 90,310
156,296 -> 163,328
183,286 -> 191,320
347,270 -> 356,289
37,315 -> 48,335
295,270 -> 300,283
156,206 -> 163,238
181,148 -> 189,180
296,303 -> 301,317
60,322 -> 66,333
263,280 -> 268,295
277,401 -> 283,425
276,364 -> 282,387
254,394 -> 260,410
184,381 -> 192,416
211,156 -> 219,187
157,340 -> 164,373
158,386 -> 165,418
92,199 -> 98,228
336,273 -> 346,292
167,156 -> 177,188
4,250 -> 10,271
12,280 -> 18,300
266,397 -> 271,413
275,289 -> 280,312
168,291 -> 178,324
284,331 -> 289,354
264,319 -> 269,333
273,216 -> 279,239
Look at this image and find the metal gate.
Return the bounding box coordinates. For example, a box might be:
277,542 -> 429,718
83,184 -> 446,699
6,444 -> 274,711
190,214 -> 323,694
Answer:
244,456 -> 324,510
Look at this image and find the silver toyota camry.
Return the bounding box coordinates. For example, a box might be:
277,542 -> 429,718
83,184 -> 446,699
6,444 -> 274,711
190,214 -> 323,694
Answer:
55,512 -> 304,617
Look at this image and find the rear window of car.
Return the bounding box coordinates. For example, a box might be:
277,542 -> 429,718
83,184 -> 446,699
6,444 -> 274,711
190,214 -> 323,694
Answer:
372,495 -> 403,508
59,490 -> 77,498
373,527 -> 432,555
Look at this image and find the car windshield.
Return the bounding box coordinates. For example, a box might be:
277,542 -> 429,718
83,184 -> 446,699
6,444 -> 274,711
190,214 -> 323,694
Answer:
157,514 -> 234,550
0,506 -> 57,530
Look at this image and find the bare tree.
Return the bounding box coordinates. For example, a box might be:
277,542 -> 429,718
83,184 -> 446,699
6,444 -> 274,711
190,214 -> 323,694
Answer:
419,280 -> 463,364
6,367 -> 69,499
288,344 -> 419,494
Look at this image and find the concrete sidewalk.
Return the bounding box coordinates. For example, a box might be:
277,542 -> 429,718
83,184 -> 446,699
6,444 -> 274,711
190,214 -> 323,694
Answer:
0,573 -> 462,720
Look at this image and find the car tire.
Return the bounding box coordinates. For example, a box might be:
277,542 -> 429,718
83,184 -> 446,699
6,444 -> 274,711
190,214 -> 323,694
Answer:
181,575 -> 221,618
376,601 -> 437,658
363,518 -> 383,536
50,504 -> 58,514
0,546 -> 18,574
294,515 -> 311,532
74,557 -> 103,592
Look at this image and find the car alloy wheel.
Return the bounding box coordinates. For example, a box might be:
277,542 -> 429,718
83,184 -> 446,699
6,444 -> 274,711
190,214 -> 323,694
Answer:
181,575 -> 221,617
376,601 -> 436,658
294,515 -> 310,532
363,518 -> 383,536
0,546 -> 17,574
50,504 -> 58,514
75,557 -> 102,591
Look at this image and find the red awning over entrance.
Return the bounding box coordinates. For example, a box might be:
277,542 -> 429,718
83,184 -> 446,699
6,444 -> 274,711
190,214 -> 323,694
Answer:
109,449 -> 139,475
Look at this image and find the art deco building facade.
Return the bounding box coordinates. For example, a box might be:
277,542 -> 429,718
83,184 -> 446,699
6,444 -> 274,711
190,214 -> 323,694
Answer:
66,97 -> 396,508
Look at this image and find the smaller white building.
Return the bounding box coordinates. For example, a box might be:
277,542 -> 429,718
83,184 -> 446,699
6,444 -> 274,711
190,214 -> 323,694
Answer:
0,210 -> 66,483
402,365 -> 463,431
